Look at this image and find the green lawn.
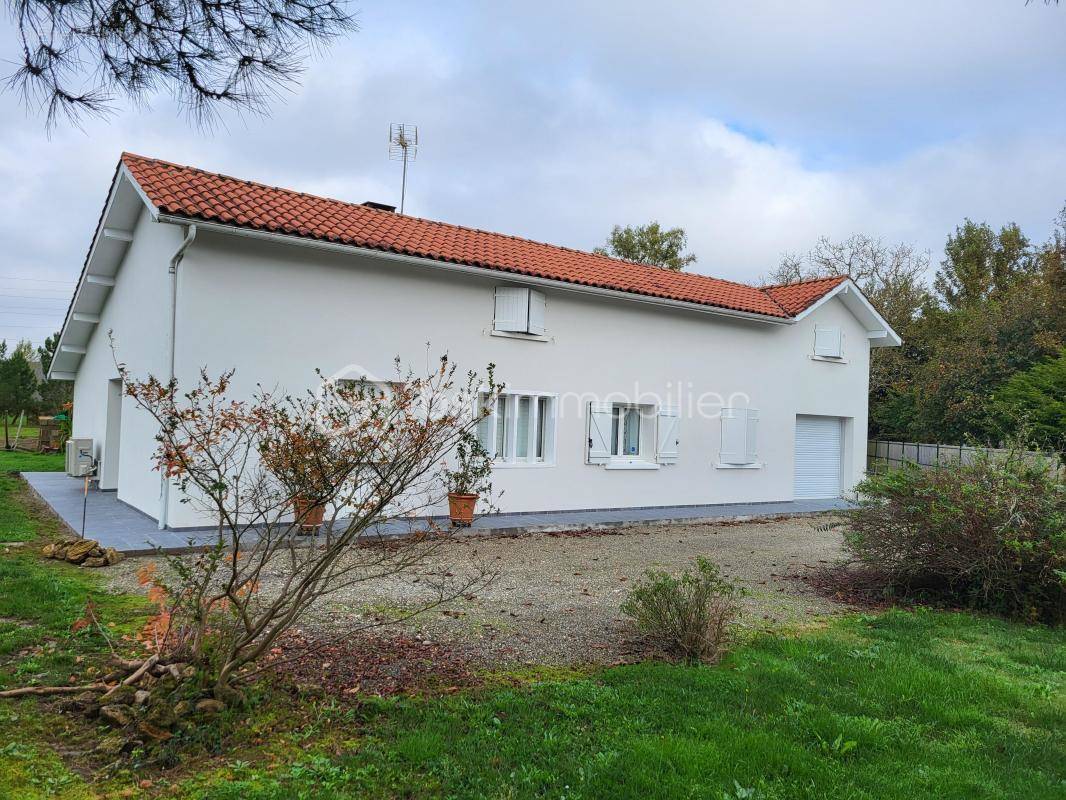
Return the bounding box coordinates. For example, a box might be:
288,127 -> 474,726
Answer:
0,449 -> 1062,799
0,451 -> 63,543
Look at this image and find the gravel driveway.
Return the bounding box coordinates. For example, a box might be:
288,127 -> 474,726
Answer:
105,515 -> 847,666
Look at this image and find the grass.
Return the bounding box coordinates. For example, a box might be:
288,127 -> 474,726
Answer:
0,451 -> 63,543
0,448 -> 1062,799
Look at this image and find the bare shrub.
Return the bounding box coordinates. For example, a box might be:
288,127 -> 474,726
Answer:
0,352 -> 504,715
621,557 -> 742,663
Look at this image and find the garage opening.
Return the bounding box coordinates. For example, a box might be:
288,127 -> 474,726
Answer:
794,415 -> 843,499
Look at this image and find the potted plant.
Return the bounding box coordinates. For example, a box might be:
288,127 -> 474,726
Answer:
261,430 -> 334,534
444,432 -> 494,527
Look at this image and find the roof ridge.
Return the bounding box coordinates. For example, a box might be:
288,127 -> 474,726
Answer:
761,274 -> 849,290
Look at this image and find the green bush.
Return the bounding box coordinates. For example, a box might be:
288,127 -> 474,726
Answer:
845,451 -> 1065,623
620,557 -> 741,663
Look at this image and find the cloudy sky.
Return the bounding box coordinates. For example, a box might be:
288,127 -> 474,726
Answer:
2,1 -> 1065,348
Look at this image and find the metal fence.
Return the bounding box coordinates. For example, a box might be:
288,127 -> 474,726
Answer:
866,440 -> 1063,475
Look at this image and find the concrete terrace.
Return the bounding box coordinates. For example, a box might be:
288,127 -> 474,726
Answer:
23,471 -> 851,555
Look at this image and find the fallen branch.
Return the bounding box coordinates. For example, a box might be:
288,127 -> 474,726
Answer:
0,683 -> 107,698
99,655 -> 159,702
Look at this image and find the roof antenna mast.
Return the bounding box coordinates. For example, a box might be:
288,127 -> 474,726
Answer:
389,123 -> 418,214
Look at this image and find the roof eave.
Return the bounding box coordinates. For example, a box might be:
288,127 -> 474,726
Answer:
48,163 -> 154,380
792,279 -> 902,347
156,213 -> 797,326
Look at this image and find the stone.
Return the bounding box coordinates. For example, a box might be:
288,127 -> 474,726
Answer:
82,556 -> 108,568
173,700 -> 191,717
194,698 -> 225,715
99,704 -> 133,728
64,539 -> 100,564
51,545 -> 67,561
104,547 -> 124,566
134,690 -> 151,705
40,543 -> 56,558
137,721 -> 173,741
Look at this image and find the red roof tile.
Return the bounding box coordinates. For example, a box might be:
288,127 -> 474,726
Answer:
121,153 -> 842,320
763,275 -> 848,315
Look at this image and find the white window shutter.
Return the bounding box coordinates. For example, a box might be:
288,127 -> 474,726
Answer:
744,409 -> 759,464
716,409 -> 750,467
586,402 -> 613,464
814,326 -> 842,358
656,405 -> 680,464
527,290 -> 547,335
494,287 -> 530,333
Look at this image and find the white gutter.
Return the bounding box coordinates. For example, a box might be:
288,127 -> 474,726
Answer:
158,223 -> 197,530
156,214 -> 795,327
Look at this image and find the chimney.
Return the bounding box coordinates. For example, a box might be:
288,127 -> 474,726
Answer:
362,201 -> 397,213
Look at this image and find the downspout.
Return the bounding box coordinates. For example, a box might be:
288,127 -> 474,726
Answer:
159,223 -> 197,529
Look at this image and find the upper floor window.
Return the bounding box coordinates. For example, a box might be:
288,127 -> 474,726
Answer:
476,391 -> 556,466
494,287 -> 546,336
813,325 -> 844,359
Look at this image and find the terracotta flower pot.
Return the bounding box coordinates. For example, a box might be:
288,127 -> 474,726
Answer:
447,492 -> 478,527
293,495 -> 326,533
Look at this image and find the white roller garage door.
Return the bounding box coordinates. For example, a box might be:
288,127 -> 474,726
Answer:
794,416 -> 843,499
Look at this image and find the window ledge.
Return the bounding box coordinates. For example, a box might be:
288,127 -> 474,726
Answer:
604,459 -> 660,471
809,355 -> 848,364
491,461 -> 556,469
490,329 -> 551,343
715,462 -> 763,470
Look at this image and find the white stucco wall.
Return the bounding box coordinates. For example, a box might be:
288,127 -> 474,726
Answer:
122,227 -> 874,528
72,208 -> 184,519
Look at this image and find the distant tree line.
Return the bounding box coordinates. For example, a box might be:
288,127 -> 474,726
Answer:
766,208 -> 1066,454
0,332 -> 71,449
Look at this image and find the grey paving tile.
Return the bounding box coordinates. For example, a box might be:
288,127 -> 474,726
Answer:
22,471 -> 851,554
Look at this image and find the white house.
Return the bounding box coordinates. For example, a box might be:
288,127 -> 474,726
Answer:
49,153 -> 900,529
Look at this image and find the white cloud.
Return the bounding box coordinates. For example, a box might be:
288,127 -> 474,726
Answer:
1,0 -> 1065,348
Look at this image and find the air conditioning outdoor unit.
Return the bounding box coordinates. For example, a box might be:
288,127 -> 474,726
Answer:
65,438 -> 95,477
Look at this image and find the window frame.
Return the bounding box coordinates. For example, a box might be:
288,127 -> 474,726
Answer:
476,389 -> 558,468
600,402 -> 660,470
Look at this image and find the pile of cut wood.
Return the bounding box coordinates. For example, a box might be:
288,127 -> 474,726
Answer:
41,538 -> 124,567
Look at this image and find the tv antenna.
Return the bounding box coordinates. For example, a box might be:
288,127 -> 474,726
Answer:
389,123 -> 418,214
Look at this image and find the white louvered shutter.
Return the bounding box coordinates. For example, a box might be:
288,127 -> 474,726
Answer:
587,402 -> 613,464
744,409 -> 759,464
814,326 -> 842,358
527,290 -> 546,335
719,408 -> 746,464
494,287 -> 530,332
656,405 -> 680,464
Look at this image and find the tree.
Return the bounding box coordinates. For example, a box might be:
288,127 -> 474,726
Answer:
991,348 -> 1066,456
36,332 -> 73,414
0,340 -> 39,449
6,0 -> 356,127
594,222 -> 697,271
769,234 -> 930,333
933,220 -> 1032,310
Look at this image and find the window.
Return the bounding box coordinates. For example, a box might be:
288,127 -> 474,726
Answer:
476,391 -> 556,466
587,402 -> 679,468
494,287 -> 546,336
717,408 -> 759,468
813,326 -> 843,359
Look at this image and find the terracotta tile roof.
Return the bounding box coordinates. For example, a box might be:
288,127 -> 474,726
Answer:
121,153 -> 843,320
763,275 -> 848,315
